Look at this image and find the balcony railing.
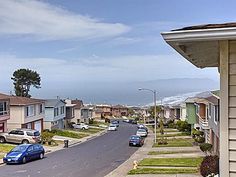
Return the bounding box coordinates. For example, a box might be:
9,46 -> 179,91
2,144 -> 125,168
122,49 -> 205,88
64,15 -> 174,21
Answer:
199,116 -> 209,129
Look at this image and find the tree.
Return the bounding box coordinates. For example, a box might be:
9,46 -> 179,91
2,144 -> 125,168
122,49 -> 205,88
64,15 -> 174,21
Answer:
148,106 -> 162,118
11,69 -> 41,98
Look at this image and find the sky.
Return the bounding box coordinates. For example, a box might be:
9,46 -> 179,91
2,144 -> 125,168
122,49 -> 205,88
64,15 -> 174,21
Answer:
0,0 -> 230,105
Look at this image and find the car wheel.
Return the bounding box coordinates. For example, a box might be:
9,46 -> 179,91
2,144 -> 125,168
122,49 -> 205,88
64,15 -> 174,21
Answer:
82,127 -> 85,130
22,139 -> 29,144
39,153 -> 44,159
0,137 -> 5,143
22,157 -> 26,164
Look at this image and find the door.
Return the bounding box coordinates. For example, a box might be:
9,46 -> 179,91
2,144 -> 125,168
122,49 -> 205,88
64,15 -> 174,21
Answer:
34,120 -> 42,132
6,130 -> 18,143
0,123 -> 4,132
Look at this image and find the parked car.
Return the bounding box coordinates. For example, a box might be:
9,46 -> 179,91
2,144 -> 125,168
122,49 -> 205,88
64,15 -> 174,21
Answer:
123,119 -> 129,123
111,120 -> 119,127
136,129 -> 148,137
129,135 -> 144,147
0,129 -> 41,144
138,125 -> 148,134
108,124 -> 117,131
72,123 -> 89,130
131,120 -> 137,124
3,144 -> 45,164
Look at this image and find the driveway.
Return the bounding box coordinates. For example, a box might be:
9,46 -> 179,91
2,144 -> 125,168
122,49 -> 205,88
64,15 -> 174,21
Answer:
0,122 -> 139,177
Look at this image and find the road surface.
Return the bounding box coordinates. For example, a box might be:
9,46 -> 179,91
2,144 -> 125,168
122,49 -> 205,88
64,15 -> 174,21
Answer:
0,122 -> 139,177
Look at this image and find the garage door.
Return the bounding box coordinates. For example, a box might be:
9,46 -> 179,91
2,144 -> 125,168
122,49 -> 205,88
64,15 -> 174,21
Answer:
34,120 -> 42,132
0,123 -> 4,132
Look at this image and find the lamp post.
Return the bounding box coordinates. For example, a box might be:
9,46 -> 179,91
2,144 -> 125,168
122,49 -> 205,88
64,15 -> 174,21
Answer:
139,88 -> 157,143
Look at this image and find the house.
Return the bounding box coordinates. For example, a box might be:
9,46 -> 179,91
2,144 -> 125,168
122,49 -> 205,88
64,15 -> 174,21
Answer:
96,104 -> 112,118
44,99 -> 66,130
71,99 -> 84,123
64,99 -> 76,128
0,93 -> 10,132
81,106 -> 94,123
163,105 -> 175,122
185,97 -> 199,130
4,95 -> 45,132
161,22 -> 236,176
111,105 -> 129,117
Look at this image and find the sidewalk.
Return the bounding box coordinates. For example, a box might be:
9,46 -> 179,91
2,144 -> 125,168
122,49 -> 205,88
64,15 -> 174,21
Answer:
106,129 -> 203,177
0,129 -> 107,165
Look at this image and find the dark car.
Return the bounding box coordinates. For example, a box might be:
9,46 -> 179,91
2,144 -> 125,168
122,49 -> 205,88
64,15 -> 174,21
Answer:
131,120 -> 137,124
129,135 -> 144,147
3,144 -> 45,164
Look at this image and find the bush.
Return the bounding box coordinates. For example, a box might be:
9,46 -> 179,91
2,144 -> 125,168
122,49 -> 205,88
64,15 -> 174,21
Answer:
195,136 -> 205,144
41,131 -> 54,145
89,118 -> 94,124
200,143 -> 213,154
200,155 -> 219,177
157,138 -> 168,145
176,120 -> 191,132
166,120 -> 176,128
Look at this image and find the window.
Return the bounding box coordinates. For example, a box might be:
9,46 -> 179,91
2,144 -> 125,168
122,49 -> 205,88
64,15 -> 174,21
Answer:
17,131 -> 24,135
0,101 -> 8,115
214,105 -> 219,123
39,104 -> 44,114
208,103 -> 212,118
26,105 -> 35,117
60,106 -> 64,114
196,104 -> 200,115
54,107 -> 59,117
9,130 -> 18,135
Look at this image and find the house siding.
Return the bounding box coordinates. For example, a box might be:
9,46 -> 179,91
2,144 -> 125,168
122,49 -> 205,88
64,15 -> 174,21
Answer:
186,103 -> 197,125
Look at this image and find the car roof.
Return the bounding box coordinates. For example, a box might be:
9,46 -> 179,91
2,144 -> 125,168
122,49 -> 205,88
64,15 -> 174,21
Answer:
17,144 -> 32,148
15,128 -> 38,132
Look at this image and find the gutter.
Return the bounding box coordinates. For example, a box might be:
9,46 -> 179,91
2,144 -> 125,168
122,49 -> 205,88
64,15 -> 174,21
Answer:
161,27 -> 236,42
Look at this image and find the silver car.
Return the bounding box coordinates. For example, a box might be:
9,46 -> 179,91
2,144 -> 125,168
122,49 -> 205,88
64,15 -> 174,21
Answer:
0,129 -> 41,144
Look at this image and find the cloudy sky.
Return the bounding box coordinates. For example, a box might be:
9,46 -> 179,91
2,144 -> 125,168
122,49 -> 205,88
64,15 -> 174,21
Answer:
0,0 -> 228,105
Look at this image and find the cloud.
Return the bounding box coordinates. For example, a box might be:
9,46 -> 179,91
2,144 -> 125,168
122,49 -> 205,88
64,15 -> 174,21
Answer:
0,0 -> 130,41
0,54 -> 219,86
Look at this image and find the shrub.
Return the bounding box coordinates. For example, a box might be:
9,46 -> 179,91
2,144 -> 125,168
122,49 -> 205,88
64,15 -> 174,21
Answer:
200,143 -> 213,154
157,138 -> 168,145
176,120 -> 191,132
200,155 -> 219,177
194,136 -> 205,144
41,131 -> 54,145
89,118 -> 94,124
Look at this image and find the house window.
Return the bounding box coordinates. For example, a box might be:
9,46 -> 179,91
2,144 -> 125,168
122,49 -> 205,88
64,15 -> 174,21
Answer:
26,105 -> 35,117
54,107 -> 59,117
214,105 -> 219,123
0,101 -> 8,115
60,106 -> 64,114
39,104 -> 44,114
196,104 -> 200,115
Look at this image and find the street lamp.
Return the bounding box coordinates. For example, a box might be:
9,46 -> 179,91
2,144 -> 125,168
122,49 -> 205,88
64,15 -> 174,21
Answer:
138,88 -> 157,143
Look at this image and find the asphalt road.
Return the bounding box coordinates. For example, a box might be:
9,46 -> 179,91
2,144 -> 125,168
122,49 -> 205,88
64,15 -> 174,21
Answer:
0,122 -> 139,177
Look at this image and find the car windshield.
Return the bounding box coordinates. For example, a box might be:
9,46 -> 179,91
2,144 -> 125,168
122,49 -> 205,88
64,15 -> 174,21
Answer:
110,125 -> 115,127
11,145 -> 28,152
26,131 -> 40,136
130,136 -> 140,140
137,129 -> 146,132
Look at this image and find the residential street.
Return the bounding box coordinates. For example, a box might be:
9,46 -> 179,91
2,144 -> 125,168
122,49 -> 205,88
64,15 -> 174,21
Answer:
0,122 -> 139,177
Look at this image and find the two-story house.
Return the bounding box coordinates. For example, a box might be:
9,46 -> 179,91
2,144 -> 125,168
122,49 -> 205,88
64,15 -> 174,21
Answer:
96,104 -> 112,118
44,99 -> 66,130
64,99 -> 76,128
6,95 -> 45,132
71,99 -> 83,123
111,105 -> 129,117
0,93 -> 10,132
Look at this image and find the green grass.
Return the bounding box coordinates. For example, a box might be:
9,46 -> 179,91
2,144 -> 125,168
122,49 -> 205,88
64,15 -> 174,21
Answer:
157,129 -> 179,133
139,157 -> 203,167
157,132 -> 191,137
128,168 -> 199,175
0,144 -> 16,153
80,128 -> 103,134
148,150 -> 196,155
52,130 -> 89,139
153,138 -> 194,147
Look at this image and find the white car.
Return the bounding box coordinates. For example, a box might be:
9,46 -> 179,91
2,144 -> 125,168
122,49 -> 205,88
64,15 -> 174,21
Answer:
108,124 -> 117,131
73,123 -> 89,130
136,129 -> 147,137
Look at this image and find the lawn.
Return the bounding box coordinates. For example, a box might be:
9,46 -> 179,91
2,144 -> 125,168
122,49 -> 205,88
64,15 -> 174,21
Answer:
157,132 -> 191,137
139,157 -> 203,167
157,129 -> 179,133
0,144 -> 16,153
128,168 -> 199,175
52,129 -> 89,139
80,128 -> 103,134
148,150 -> 196,155
153,138 -> 194,147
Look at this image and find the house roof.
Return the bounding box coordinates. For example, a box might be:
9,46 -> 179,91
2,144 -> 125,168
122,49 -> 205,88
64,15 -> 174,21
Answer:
204,96 -> 219,105
45,99 -> 65,107
112,105 -> 128,109
161,22 -> 236,68
173,22 -> 236,31
71,99 -> 83,109
0,93 -> 44,106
